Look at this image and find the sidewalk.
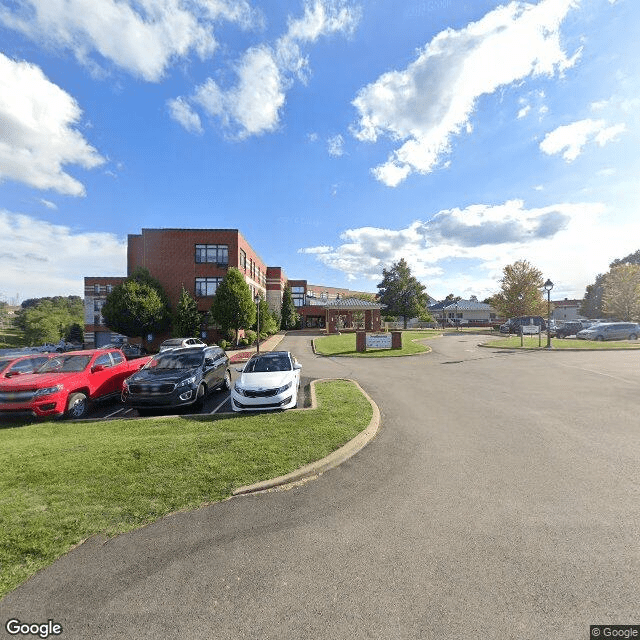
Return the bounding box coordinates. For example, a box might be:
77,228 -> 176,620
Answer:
225,331 -> 287,364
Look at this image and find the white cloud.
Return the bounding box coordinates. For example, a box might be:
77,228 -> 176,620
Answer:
171,0 -> 361,138
540,118 -> 626,161
0,0 -> 261,82
327,134 -> 345,157
39,199 -> 58,210
167,96 -> 203,134
0,210 -> 127,299
0,53 -> 105,196
351,0 -> 579,186
299,199 -> 615,298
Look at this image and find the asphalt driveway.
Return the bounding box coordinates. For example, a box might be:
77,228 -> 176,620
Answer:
2,332 -> 639,639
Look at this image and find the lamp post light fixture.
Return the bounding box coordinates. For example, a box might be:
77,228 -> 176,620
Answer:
544,279 -> 553,348
254,293 -> 261,354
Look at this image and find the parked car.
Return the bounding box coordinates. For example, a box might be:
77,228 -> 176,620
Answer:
554,320 -> 586,338
159,337 -> 207,352
576,322 -> 639,341
122,345 -> 230,413
103,342 -> 147,358
0,349 -> 149,419
499,316 -> 547,334
0,353 -> 54,379
231,351 -> 302,412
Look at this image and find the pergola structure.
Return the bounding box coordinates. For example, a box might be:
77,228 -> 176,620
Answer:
323,297 -> 385,334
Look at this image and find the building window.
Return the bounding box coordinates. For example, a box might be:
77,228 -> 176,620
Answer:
195,277 -> 223,297
239,249 -> 247,270
94,284 -> 100,294
106,285 -> 113,293
195,244 -> 229,265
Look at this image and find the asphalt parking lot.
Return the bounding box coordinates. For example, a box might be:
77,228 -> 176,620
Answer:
2,332 -> 639,640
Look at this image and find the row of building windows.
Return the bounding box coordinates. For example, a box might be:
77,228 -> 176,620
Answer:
195,244 -> 229,265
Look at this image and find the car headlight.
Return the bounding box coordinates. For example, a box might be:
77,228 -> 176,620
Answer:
176,376 -> 197,388
34,384 -> 64,398
276,381 -> 292,394
234,382 -> 246,396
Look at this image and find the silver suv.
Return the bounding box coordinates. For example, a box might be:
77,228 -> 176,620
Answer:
576,322 -> 639,341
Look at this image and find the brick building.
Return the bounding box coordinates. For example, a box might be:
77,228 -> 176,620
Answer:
84,228 -> 377,348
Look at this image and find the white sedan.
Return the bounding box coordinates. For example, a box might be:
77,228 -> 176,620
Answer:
231,351 -> 301,412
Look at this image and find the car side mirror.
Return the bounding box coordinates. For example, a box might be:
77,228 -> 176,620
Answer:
92,364 -> 105,373
204,358 -> 214,366
235,367 -> 244,372
294,363 -> 302,370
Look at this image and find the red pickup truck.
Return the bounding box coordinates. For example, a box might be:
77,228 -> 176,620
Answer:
0,349 -> 149,419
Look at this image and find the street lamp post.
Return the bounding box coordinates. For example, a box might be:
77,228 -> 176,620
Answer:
254,293 -> 261,354
544,279 -> 553,348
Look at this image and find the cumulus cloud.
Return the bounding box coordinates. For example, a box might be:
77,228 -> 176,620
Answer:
351,0 -> 579,186
298,199 -> 607,297
0,0 -> 260,82
0,210 -> 127,299
170,0 -> 360,138
540,118 -> 626,161
0,53 -> 105,196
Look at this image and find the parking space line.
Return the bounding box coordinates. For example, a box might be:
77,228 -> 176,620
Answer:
209,397 -> 228,414
104,406 -> 133,419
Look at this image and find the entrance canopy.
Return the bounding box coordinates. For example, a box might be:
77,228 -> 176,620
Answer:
323,297 -> 385,333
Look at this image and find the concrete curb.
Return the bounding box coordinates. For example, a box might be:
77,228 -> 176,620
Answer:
232,378 -> 380,495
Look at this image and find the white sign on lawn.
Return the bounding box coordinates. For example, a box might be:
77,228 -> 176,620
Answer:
366,333 -> 392,349
521,325 -> 540,334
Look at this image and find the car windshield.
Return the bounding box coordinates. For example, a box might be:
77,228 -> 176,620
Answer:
146,353 -> 203,370
244,354 -> 291,373
38,355 -> 92,373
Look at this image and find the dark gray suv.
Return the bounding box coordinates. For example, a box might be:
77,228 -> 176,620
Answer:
122,345 -> 230,413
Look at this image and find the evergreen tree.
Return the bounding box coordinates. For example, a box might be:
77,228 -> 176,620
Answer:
210,268 -> 256,346
173,286 -> 202,338
280,283 -> 299,330
376,258 -> 429,329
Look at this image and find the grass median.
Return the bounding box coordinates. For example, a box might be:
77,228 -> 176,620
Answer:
483,335 -> 640,349
314,329 -> 440,357
0,380 -> 373,598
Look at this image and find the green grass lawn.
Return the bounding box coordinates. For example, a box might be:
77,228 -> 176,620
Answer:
483,335 -> 640,349
314,329 -> 441,357
0,380 -> 372,598
0,327 -> 26,349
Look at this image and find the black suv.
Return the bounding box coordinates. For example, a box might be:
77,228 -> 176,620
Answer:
554,321 -> 584,338
122,345 -> 230,413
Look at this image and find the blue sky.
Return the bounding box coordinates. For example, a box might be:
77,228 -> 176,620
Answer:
0,0 -> 638,304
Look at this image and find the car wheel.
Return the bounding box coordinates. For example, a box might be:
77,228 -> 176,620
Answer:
65,392 -> 88,419
220,370 -> 231,391
629,333 -> 637,340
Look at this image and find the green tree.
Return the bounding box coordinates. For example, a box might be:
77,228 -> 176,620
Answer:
602,263 -> 640,321
376,258 -> 429,329
280,283 -> 299,330
491,260 -> 547,318
210,268 -> 256,346
17,297 -> 84,345
173,285 -> 201,338
101,280 -> 171,348
253,297 -> 278,338
581,250 -> 640,318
